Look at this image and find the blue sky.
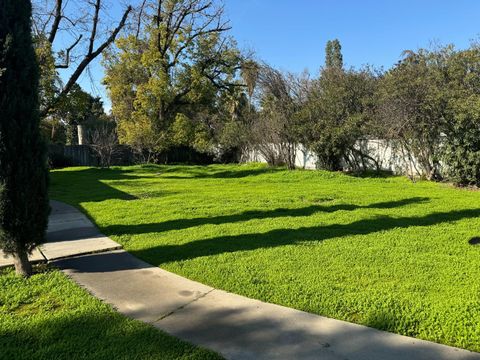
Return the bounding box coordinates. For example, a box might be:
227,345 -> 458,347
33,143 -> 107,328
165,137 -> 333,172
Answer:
68,0 -> 480,110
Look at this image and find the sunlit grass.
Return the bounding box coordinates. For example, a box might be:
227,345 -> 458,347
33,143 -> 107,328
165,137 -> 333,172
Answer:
0,266 -> 222,360
50,163 -> 480,351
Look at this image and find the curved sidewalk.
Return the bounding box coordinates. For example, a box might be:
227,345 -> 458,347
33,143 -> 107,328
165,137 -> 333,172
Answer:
46,201 -> 480,359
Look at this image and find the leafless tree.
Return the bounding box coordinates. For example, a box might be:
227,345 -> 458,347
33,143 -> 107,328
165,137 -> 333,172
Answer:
250,65 -> 309,169
90,125 -> 120,167
32,0 -> 132,116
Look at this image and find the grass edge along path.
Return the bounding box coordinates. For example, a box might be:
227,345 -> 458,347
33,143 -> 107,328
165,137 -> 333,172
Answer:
0,266 -> 223,360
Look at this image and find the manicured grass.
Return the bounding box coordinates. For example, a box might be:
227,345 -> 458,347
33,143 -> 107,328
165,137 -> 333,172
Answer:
50,164 -> 480,352
0,267 -> 222,360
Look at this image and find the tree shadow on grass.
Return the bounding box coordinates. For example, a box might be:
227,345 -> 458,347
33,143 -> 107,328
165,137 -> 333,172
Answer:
1,312 -> 221,360
130,207 -> 480,265
50,165 -> 278,207
101,197 -> 430,236
345,169 -> 396,179
156,165 -> 284,179
50,168 -> 149,204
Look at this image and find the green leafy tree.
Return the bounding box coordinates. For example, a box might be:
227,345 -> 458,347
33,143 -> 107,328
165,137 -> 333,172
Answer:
0,0 -> 49,276
171,113 -> 195,146
374,45 -> 480,185
43,84 -> 109,145
305,66 -> 377,171
104,0 -> 243,158
34,34 -> 60,113
376,48 -> 449,180
441,47 -> 480,186
325,39 -> 343,69
210,88 -> 253,161
60,85 -> 107,144
303,41 -> 376,171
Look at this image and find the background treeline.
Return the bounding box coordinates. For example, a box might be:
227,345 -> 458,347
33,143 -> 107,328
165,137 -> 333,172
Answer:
247,42 -> 480,188
34,0 -> 480,187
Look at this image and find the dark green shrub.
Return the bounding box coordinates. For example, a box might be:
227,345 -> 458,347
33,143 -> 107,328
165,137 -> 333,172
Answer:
0,0 -> 49,276
48,152 -> 74,169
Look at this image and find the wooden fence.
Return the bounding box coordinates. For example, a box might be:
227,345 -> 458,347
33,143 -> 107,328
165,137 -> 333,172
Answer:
48,144 -> 214,168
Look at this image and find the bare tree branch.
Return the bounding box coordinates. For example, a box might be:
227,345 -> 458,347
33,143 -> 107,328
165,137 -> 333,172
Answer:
48,0 -> 63,43
41,4 -> 132,117
135,0 -> 148,39
55,34 -> 83,69
90,124 -> 120,168
88,0 -> 101,55
61,5 -> 131,97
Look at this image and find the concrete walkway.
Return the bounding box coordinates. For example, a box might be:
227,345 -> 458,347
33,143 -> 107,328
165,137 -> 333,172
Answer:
5,201 -> 480,360
0,201 -> 121,268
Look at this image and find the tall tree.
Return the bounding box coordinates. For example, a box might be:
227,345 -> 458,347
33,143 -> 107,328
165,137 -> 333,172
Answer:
104,0 -> 244,156
304,66 -> 377,171
0,0 -> 49,276
325,39 -> 343,69
301,40 -> 375,171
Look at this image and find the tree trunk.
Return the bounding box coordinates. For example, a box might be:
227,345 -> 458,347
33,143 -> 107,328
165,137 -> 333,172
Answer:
51,123 -> 56,140
77,124 -> 87,145
13,248 -> 32,277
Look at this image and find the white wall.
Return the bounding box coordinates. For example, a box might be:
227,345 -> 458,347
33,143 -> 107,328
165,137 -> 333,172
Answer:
353,139 -> 425,176
243,144 -> 317,169
243,140 -> 427,176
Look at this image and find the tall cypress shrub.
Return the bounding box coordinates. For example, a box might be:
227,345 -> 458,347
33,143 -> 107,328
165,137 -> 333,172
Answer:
0,0 -> 49,276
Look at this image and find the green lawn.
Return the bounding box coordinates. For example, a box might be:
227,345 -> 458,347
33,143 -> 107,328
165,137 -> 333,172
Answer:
50,164 -> 480,352
0,267 -> 222,360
